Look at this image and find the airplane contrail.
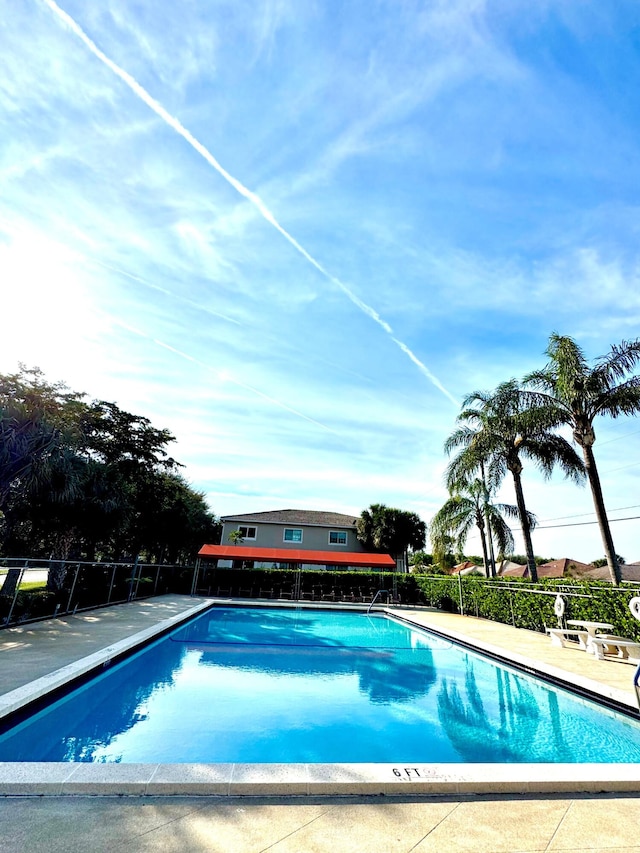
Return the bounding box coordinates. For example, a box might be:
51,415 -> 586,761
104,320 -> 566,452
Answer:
152,340 -> 339,434
109,319 -> 338,433
43,0 -> 460,408
89,258 -> 243,326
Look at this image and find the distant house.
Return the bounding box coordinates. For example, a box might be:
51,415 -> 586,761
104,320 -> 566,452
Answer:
583,562 -> 640,583
499,557 -> 593,579
198,508 -> 398,572
451,561 -> 483,576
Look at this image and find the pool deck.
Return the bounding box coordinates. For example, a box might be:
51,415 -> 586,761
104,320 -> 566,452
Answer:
2,596 -> 640,852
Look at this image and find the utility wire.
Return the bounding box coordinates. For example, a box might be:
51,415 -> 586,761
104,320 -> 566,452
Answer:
535,514 -> 640,530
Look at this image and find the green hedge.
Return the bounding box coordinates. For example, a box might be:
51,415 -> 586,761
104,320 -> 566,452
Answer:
414,574 -> 640,639
0,589 -> 59,623
196,565 -> 425,603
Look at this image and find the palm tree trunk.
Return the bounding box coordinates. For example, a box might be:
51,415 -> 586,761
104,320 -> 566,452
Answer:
476,520 -> 490,577
485,522 -> 496,577
510,469 -> 538,582
480,463 -> 496,577
582,444 -> 621,585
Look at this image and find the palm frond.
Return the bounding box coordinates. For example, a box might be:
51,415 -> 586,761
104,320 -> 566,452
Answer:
520,433 -> 585,483
593,339 -> 640,383
592,376 -> 640,419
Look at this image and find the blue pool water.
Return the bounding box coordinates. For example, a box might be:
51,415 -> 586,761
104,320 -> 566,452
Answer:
2,606 -> 640,763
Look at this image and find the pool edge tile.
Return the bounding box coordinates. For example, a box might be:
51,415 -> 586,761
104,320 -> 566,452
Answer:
0,762 -> 75,795
229,763 -> 309,796
307,764 -> 389,796
147,763 -> 232,795
62,762 -> 158,795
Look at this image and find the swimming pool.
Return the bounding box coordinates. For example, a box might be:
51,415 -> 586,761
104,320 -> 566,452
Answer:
2,605 -> 640,764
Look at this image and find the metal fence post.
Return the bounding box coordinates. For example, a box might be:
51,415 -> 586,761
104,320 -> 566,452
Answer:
128,556 -> 139,601
190,559 -> 200,596
107,564 -> 116,604
6,563 -> 26,625
65,564 -> 81,614
458,572 -> 464,615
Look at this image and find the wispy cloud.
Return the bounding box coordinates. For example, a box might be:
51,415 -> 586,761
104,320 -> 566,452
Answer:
42,0 -> 458,408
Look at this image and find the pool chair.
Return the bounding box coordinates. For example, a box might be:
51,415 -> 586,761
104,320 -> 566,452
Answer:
258,587 -> 274,599
278,587 -> 295,600
589,635 -> 640,662
321,588 -> 336,601
342,588 -> 362,603
299,588 -> 314,601
238,587 -> 254,599
216,586 -> 232,597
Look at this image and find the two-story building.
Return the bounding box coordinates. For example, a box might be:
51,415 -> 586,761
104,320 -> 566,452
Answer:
198,508 -> 397,571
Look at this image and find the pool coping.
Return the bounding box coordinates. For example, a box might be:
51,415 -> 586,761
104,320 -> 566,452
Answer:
1,599 -> 639,797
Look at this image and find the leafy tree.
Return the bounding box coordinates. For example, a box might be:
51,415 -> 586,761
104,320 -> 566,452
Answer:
509,554 -> 556,566
524,333 -> 640,585
356,503 -> 426,572
590,555 -> 625,569
445,379 -> 584,582
409,551 -> 433,570
0,367 -> 218,568
430,479 -> 522,577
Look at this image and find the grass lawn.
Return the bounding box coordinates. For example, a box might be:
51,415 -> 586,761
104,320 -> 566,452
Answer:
18,581 -> 47,591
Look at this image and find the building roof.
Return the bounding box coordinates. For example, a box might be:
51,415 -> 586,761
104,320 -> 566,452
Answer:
583,563 -> 640,583
198,544 -> 396,568
500,557 -> 594,580
220,509 -> 359,528
496,560 -> 527,575
451,561 -> 482,575
537,558 -> 593,578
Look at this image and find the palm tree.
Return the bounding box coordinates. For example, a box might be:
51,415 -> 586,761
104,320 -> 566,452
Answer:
445,379 -> 584,582
524,333 -> 640,585
356,503 -> 426,573
430,479 -> 523,577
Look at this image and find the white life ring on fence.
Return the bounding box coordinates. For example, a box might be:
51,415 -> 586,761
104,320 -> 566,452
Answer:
629,597 -> 640,622
554,595 -> 566,619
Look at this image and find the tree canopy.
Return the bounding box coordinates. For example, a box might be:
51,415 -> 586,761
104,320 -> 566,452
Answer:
0,366 -> 219,563
356,503 -> 426,571
524,333 -> 640,584
444,379 -> 584,582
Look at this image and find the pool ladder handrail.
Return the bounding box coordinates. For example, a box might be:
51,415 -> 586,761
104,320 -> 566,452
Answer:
367,589 -> 389,614
634,660 -> 640,712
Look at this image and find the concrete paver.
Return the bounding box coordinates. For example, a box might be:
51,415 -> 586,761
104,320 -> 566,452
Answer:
3,795 -> 640,853
0,595 -> 212,695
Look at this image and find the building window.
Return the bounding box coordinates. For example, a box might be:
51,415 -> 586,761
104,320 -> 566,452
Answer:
283,528 -> 303,543
329,530 -> 347,545
238,526 -> 256,540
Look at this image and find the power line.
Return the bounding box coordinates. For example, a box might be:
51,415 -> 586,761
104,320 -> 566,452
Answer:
599,428 -> 640,446
536,514 -> 640,531
464,513 -> 640,543
537,503 -> 640,523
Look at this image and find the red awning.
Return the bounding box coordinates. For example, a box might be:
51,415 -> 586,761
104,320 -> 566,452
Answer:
198,544 -> 397,569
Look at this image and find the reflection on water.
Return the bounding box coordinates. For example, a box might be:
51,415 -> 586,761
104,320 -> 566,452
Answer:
437,660 -> 540,762
2,606 -> 640,763
0,636 -> 186,762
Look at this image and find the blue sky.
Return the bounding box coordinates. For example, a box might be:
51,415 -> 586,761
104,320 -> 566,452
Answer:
2,0 -> 640,562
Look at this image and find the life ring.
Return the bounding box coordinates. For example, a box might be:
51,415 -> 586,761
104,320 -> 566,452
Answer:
554,595 -> 565,619
629,597 -> 640,621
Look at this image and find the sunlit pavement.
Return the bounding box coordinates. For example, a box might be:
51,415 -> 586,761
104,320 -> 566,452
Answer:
4,793 -> 640,852
2,596 -> 640,852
